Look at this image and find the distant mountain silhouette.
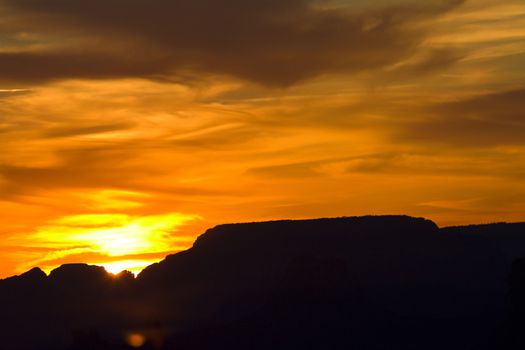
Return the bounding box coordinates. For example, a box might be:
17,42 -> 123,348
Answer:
1,215 -> 525,349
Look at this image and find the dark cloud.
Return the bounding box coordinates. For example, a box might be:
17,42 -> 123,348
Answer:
401,88 -> 525,146
0,0 -> 464,86
0,50 -> 173,84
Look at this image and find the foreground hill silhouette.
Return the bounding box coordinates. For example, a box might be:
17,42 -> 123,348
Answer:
1,215 -> 525,349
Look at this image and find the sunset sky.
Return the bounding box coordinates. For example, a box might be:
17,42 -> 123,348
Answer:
1,0 -> 524,277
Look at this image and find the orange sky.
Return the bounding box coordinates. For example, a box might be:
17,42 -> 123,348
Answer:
1,0 -> 525,277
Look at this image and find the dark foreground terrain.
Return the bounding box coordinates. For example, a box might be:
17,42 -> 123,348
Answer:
2,215 -> 525,349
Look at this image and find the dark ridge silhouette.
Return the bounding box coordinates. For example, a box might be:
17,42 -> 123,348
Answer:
442,222 -> 525,264
1,215 -> 524,349
492,257 -> 525,349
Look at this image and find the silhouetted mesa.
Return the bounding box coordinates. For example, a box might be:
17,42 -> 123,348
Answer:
1,215 -> 525,349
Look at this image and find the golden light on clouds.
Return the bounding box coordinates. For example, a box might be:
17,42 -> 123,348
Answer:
76,190 -> 150,210
31,213 -> 199,255
13,210 -> 201,275
0,0 -> 524,277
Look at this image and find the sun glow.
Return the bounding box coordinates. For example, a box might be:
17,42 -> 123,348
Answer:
31,212 -> 200,256
126,332 -> 146,348
102,260 -> 153,276
17,212 -> 201,275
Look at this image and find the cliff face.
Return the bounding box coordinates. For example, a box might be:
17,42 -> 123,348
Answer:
0,215 -> 524,350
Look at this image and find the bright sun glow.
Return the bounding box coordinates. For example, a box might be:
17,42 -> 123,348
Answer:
20,212 -> 201,274
31,212 -> 200,256
101,260 -> 154,276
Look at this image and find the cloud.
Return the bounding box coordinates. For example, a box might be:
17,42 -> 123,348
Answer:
248,153 -> 399,178
380,48 -> 466,81
399,88 -> 525,146
0,145 -> 221,200
0,50 -> 174,84
0,147 -> 137,195
0,0 -> 465,86
42,121 -> 135,138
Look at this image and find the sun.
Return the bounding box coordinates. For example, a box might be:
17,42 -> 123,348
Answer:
101,260 -> 151,276
21,212 -> 201,275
